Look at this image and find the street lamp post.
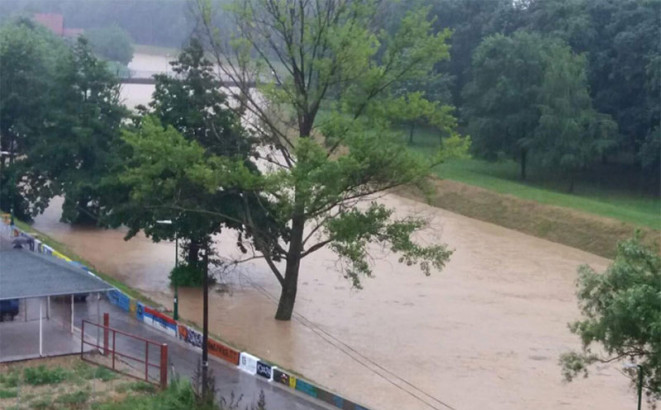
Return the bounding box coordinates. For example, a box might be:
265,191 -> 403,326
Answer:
156,219 -> 178,320
624,363 -> 644,410
0,149 -> 14,226
201,248 -> 209,399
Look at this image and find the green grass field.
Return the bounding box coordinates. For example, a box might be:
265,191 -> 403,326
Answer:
405,126 -> 661,230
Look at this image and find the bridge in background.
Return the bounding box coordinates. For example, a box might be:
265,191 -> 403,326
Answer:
120,70 -> 255,88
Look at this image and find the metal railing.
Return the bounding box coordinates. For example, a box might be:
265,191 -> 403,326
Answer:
81,318 -> 168,389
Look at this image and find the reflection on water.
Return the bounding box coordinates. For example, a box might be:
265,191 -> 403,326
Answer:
29,53 -> 632,410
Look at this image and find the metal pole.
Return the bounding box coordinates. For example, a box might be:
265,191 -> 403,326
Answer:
47,296 -> 50,320
103,313 -> 109,356
9,137 -> 14,226
96,294 -> 100,350
70,294 -> 74,333
160,344 -> 168,389
39,298 -> 43,356
145,341 -> 149,381
637,365 -> 643,410
201,249 -> 209,398
174,234 -> 179,320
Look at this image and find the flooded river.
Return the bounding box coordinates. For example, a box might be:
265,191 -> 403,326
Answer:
32,53 -> 636,409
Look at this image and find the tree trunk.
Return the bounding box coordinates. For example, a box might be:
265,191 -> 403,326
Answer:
188,239 -> 201,266
275,269 -> 299,321
520,149 -> 527,180
568,173 -> 575,193
408,123 -> 415,145
275,211 -> 305,321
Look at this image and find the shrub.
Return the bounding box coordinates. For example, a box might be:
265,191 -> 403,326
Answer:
23,365 -> 69,385
114,381 -> 157,394
169,264 -> 213,287
56,390 -> 90,408
0,370 -> 19,387
93,366 -> 117,382
0,388 -> 17,399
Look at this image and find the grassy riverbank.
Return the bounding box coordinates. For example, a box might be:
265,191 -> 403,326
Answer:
406,127 -> 660,231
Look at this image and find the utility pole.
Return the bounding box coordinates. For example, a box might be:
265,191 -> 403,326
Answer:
174,233 -> 179,320
625,363 -> 644,410
636,365 -> 643,410
201,247 -> 209,399
9,137 -> 15,226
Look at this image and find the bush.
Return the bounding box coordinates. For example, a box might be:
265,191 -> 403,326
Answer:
115,381 -> 157,394
23,365 -> 69,385
0,388 -> 17,399
0,370 -> 19,387
30,395 -> 53,409
169,264 -> 212,287
85,25 -> 134,65
56,390 -> 90,408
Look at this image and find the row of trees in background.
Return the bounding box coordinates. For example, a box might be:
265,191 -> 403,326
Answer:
385,0 -> 660,191
2,0 -> 658,190
463,31 -> 616,189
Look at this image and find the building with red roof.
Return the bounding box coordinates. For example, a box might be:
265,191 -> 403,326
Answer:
33,13 -> 83,38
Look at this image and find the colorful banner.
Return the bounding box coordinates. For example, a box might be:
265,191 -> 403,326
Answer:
178,325 -> 203,350
239,352 -> 259,375
136,302 -> 145,322
142,306 -> 177,337
295,378 -> 318,398
107,289 -> 131,312
256,360 -> 273,381
208,338 -> 240,365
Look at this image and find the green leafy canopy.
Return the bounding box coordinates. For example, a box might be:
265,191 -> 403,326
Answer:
188,0 -> 469,319
560,234 -> 661,404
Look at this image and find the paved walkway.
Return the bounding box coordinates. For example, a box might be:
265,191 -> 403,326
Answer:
70,297 -> 332,410
0,297 -> 95,361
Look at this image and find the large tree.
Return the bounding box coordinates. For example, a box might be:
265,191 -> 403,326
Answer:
177,0 -> 462,320
0,18 -> 67,221
462,31 -> 549,180
533,41 -> 616,191
85,25 -> 134,65
37,37 -> 127,224
463,30 -> 615,183
561,235 -> 661,405
428,0 -> 521,107
583,0 -> 660,167
523,0 -> 661,184
99,39 -> 274,274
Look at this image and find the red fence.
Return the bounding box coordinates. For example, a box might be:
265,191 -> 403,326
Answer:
81,317 -> 168,389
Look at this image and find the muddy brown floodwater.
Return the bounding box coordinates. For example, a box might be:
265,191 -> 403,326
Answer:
33,193 -> 635,410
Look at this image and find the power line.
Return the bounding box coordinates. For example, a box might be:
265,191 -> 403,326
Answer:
238,272 -> 457,410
